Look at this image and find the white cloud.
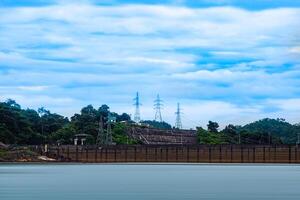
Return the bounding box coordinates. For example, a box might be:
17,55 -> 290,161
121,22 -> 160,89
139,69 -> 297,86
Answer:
0,4 -> 300,127
16,86 -> 50,91
0,94 -> 77,109
1,5 -> 299,71
290,46 -> 300,54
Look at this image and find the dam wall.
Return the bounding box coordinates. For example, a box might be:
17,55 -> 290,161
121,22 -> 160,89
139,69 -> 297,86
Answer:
46,145 -> 300,164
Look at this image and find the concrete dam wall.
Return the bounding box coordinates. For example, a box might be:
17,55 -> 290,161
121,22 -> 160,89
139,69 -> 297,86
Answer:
46,145 -> 300,164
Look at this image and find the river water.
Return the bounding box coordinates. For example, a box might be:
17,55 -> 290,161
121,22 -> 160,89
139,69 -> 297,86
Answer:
0,164 -> 300,200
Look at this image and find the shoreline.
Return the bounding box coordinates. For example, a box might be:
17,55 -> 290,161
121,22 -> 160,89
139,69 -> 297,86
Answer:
1,162 -> 300,165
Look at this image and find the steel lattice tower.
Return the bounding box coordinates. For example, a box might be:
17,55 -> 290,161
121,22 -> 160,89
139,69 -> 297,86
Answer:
106,113 -> 116,145
96,116 -> 105,146
175,103 -> 182,129
154,94 -> 163,122
133,92 -> 141,123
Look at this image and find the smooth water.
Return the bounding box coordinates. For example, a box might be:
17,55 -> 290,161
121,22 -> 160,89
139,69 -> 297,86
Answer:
0,164 -> 300,200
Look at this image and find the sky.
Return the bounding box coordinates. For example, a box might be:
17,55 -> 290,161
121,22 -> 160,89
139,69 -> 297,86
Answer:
0,0 -> 300,129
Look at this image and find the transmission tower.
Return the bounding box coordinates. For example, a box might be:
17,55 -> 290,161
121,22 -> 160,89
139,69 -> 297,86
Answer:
133,92 -> 141,123
106,113 -> 116,145
175,103 -> 182,129
96,116 -> 105,146
154,94 -> 163,122
96,113 -> 116,146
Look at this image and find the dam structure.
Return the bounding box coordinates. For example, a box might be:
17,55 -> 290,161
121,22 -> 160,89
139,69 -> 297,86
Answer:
41,144 -> 300,164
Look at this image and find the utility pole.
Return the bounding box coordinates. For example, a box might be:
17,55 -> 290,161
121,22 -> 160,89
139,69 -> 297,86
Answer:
133,92 -> 141,123
154,94 -> 163,122
175,103 -> 182,129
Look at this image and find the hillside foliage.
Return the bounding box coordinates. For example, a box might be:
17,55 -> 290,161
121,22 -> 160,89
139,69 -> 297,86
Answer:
1,99 -> 299,145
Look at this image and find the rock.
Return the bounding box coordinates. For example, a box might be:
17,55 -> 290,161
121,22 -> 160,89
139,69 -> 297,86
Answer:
38,156 -> 56,161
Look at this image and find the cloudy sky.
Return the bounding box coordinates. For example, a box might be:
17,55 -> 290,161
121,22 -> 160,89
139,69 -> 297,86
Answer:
0,0 -> 300,129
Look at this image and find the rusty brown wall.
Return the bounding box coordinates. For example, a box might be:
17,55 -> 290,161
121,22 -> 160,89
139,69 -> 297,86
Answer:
48,145 -> 300,164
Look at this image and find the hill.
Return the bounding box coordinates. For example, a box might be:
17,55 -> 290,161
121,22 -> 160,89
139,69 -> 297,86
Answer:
239,118 -> 299,144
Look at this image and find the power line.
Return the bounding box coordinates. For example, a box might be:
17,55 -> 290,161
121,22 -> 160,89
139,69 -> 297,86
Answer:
154,94 -> 163,122
175,103 -> 182,129
133,92 -> 141,123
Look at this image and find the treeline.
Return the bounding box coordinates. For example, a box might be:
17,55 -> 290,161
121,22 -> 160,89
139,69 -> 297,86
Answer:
0,99 -> 133,145
1,99 -> 300,145
197,119 -> 300,145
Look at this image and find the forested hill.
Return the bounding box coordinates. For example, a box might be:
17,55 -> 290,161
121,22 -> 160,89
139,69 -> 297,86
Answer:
197,119 -> 300,145
0,99 -> 131,145
0,99 -> 299,145
238,118 -> 300,144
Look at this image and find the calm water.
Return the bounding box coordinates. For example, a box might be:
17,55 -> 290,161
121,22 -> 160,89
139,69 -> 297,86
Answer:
1,164 -> 300,200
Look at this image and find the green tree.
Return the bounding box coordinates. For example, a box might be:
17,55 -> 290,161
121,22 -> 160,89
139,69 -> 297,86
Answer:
197,127 -> 227,144
207,121 -> 219,133
50,123 -> 77,144
239,118 -> 297,144
112,123 -> 138,144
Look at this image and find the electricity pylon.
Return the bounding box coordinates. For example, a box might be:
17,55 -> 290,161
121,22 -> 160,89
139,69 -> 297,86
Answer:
106,113 -> 116,145
175,103 -> 182,129
154,94 -> 163,122
96,113 -> 116,146
96,116 -> 105,146
133,92 -> 141,123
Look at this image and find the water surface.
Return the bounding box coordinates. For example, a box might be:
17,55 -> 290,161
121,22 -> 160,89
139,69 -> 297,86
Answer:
0,164 -> 300,200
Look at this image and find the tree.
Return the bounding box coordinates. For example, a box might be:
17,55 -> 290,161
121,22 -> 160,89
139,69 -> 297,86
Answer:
0,99 -> 296,145
98,104 -> 110,119
112,123 -> 138,145
239,118 -> 297,144
38,107 -> 50,116
0,100 -> 133,145
117,113 -> 131,122
6,99 -> 21,109
71,105 -> 99,140
207,121 -> 219,133
197,127 -> 227,144
0,100 -> 36,144
50,124 -> 77,144
222,124 -> 238,144
223,124 -> 237,134
0,123 -> 15,144
39,111 -> 69,140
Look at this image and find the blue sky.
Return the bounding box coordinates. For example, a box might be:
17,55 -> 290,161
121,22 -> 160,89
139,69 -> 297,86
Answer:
0,0 -> 300,128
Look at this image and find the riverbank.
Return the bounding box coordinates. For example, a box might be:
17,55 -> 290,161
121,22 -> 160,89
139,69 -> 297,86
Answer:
0,146 -> 55,162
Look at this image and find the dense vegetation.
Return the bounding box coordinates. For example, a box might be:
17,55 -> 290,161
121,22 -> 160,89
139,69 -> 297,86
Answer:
197,119 -> 299,145
0,99 -> 132,145
1,99 -> 299,145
